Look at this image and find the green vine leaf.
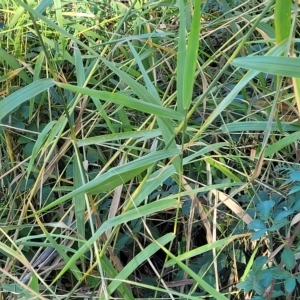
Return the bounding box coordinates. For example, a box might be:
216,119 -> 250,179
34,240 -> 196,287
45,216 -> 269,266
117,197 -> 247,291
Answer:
281,248 -> 296,271
257,200 -> 275,220
284,276 -> 296,294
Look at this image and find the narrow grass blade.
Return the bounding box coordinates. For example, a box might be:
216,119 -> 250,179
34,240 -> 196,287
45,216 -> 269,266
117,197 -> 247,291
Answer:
159,244 -> 228,299
165,234 -> 249,267
97,56 -> 160,105
0,48 -> 32,84
265,131 -> 300,157
52,198 -> 178,282
0,241 -> 30,266
274,0 -> 292,44
56,82 -> 183,120
241,13 -> 275,39
36,0 -> 53,14
0,79 -> 55,120
1,283 -> 40,300
53,0 -> 66,51
120,42 -> 182,172
31,51 -> 45,117
101,255 -> 135,300
204,157 -> 241,182
77,129 -> 162,147
73,156 -> 86,251
0,68 -> 26,83
26,120 -> 56,181
128,42 -> 159,99
240,246 -> 259,281
91,97 -> 116,133
176,0 -> 187,113
101,33 -> 171,46
130,142 -> 230,208
107,233 -> 175,296
89,164 -> 148,194
73,41 -> 85,87
93,51 -> 183,173
35,149 -> 181,214
182,0 -> 201,110
29,273 -> 39,295
196,40 -> 288,136
293,77 -> 300,115
40,228 -> 83,281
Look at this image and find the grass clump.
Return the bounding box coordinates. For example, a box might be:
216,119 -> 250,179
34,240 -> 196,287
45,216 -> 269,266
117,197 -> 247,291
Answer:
0,0 -> 299,299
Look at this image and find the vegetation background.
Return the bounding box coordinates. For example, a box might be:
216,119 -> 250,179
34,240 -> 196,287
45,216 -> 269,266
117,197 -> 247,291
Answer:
0,0 -> 300,299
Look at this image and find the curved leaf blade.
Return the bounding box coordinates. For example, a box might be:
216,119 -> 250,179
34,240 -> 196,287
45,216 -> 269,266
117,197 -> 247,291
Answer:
0,79 -> 55,120
232,57 -> 300,78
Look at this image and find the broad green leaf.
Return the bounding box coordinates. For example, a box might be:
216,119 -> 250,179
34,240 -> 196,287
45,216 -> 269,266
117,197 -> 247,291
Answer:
285,276 -> 296,293
272,268 -> 291,280
257,200 -> 275,220
248,219 -> 266,230
0,79 -> 55,120
88,164 -> 148,194
236,279 -> 254,294
221,121 -> 300,133
252,256 -> 267,275
251,229 -> 267,241
232,57 -> 300,78
281,248 -> 296,270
